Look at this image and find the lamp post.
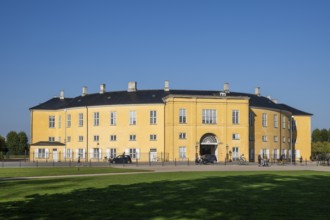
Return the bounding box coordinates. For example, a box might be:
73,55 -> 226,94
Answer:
226,144 -> 229,162
195,142 -> 199,160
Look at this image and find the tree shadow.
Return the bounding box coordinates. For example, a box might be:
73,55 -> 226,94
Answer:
1,172 -> 330,220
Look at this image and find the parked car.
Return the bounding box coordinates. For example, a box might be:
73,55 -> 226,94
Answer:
109,155 -> 132,164
201,154 -> 217,164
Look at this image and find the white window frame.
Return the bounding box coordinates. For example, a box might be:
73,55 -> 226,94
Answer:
78,148 -> 85,159
49,116 -> 55,128
38,148 -> 46,158
129,111 -> 137,125
283,136 -> 286,143
232,133 -> 240,140
232,147 -> 239,161
232,110 -> 240,125
94,112 -> 100,126
129,134 -> 136,141
179,108 -> 187,124
202,109 -> 217,124
262,113 -> 267,127
49,137 -> 55,142
274,136 -> 278,142
107,148 -> 116,159
262,135 -> 268,142
282,116 -> 286,129
179,146 -> 187,159
150,134 -> 157,141
150,110 -> 157,125
94,135 -> 99,142
78,136 -> 84,142
110,111 -> 117,126
78,113 -> 83,127
274,114 -> 278,128
67,114 -> 71,128
110,135 -> 117,141
179,132 -> 186,139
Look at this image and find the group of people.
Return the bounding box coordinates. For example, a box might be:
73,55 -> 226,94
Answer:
258,154 -> 269,167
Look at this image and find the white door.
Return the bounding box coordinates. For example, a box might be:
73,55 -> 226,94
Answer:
53,149 -> 58,162
150,148 -> 157,162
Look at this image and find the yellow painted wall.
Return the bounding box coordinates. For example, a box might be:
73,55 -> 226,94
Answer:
293,116 -> 312,161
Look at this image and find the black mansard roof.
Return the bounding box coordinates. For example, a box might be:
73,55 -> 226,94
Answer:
30,89 -> 312,116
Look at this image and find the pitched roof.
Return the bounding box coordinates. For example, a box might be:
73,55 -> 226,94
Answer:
29,89 -> 311,115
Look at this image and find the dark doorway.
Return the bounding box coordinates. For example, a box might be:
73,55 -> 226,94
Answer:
200,145 -> 214,155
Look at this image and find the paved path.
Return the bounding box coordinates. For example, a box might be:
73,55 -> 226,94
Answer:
1,164 -> 328,181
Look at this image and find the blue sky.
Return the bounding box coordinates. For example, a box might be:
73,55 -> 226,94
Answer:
0,0 -> 329,139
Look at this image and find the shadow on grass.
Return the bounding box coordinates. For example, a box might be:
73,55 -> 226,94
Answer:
1,172 -> 330,220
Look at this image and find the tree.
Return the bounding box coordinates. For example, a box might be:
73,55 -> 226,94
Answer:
18,132 -> 29,154
320,129 -> 329,142
6,131 -> 19,155
312,129 -> 321,142
0,135 -> 6,152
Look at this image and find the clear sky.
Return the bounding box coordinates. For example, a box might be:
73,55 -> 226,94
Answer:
0,0 -> 329,139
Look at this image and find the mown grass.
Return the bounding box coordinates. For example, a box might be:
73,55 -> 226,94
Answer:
1,170 -> 330,220
0,167 -> 148,178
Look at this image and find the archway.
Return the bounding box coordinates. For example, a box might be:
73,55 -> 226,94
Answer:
199,134 -> 218,156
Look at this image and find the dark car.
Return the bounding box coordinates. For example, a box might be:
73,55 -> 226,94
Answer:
109,155 -> 132,164
201,154 -> 217,164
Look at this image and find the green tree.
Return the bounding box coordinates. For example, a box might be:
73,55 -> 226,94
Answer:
0,135 -> 6,158
18,131 -> 29,154
312,129 -> 321,142
320,129 -> 329,142
6,131 -> 19,155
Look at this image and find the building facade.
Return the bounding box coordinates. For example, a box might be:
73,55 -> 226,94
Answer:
30,81 -> 312,163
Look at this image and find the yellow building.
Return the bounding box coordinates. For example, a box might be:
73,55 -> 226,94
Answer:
30,81 -> 312,163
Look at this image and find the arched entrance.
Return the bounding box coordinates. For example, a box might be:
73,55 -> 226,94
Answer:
199,134 -> 218,156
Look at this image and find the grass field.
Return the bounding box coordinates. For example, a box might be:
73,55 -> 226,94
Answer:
0,169 -> 330,220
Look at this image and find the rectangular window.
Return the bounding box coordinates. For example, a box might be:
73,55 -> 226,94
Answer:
179,109 -> 187,124
150,134 -> 157,141
67,136 -> 71,142
79,113 -> 83,127
232,134 -> 240,140
282,116 -> 286,129
274,136 -> 278,142
110,135 -> 117,141
49,116 -> 55,128
288,119 -> 291,130
282,136 -> 286,143
110,112 -> 117,126
130,111 -> 137,125
58,116 -> 62,128
262,136 -> 268,142
94,112 -> 99,126
150,110 -> 157,124
38,149 -> 46,158
288,137 -> 291,144
78,136 -> 84,142
109,148 -> 116,159
262,113 -> 267,127
49,137 -> 55,142
94,135 -> 99,142
274,114 -> 278,128
66,149 -> 72,159
202,109 -> 217,124
273,149 -> 280,160
129,135 -> 136,141
129,148 -> 137,159
93,148 -> 100,159
179,132 -> 186,139
67,114 -> 71,128
232,110 -> 240,124
232,147 -> 239,161
179,146 -> 186,159
78,148 -> 85,158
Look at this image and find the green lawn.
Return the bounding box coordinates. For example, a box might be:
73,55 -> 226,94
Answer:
0,167 -> 147,178
0,170 -> 329,220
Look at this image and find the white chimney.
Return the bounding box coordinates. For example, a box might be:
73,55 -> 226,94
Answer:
100,84 -> 106,94
82,86 -> 88,96
164,80 -> 170,92
224,83 -> 230,93
60,90 -> 64,100
272,99 -> 278,104
255,87 -> 261,96
128,81 -> 137,92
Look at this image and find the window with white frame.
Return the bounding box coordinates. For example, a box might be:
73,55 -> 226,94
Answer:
129,135 -> 136,141
232,110 -> 240,124
58,116 -> 61,128
110,111 -> 117,126
274,114 -> 278,128
110,135 -> 117,141
49,116 -> 55,128
94,135 -> 99,142
288,137 -> 291,144
108,148 -> 116,159
78,113 -> 83,127
94,112 -> 99,126
202,109 -> 217,124
232,147 -> 239,161
150,134 -> 157,141
232,134 -> 240,140
78,136 -> 84,142
273,149 -> 280,159
262,113 -> 267,127
49,137 -> 55,142
274,136 -> 278,142
78,148 -> 85,158
282,136 -> 286,143
282,116 -> 286,129
38,148 -> 46,158
150,110 -> 157,124
179,146 -> 186,159
261,149 -> 269,159
262,136 -> 268,142
179,132 -> 186,139
93,148 -> 100,159
179,109 -> 187,124
66,148 -> 72,159
67,114 -> 71,128
129,111 -> 136,125
129,148 -> 137,159
67,136 -> 71,142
